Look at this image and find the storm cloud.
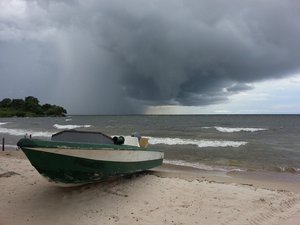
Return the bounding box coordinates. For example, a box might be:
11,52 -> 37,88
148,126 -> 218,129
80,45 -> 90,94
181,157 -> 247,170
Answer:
1,0 -> 300,114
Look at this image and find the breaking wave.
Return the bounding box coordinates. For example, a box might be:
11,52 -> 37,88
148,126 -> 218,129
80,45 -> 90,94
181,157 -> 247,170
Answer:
207,126 -> 268,133
147,137 -> 247,148
273,166 -> 300,173
164,160 -> 245,172
3,144 -> 18,149
53,124 -> 92,129
0,122 -> 52,137
0,127 -> 52,137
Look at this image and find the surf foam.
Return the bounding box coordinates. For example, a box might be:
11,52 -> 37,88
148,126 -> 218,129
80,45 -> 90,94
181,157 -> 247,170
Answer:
164,159 -> 245,172
0,127 -> 52,137
147,137 -> 247,148
273,166 -> 300,173
214,127 -> 267,133
53,124 -> 92,129
2,144 -> 18,149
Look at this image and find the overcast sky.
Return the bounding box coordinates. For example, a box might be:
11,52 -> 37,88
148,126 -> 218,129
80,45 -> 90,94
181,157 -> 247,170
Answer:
1,0 -> 300,114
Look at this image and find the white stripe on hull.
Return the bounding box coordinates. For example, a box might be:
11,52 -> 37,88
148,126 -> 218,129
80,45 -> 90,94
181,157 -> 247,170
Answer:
27,148 -> 164,162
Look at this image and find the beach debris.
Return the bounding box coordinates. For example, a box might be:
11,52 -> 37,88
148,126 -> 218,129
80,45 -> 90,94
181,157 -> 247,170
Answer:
0,171 -> 20,178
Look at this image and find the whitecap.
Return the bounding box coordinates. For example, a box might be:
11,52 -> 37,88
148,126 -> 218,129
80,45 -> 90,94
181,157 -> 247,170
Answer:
0,122 -> 52,137
214,127 -> 267,133
53,124 -> 92,129
0,126 -> 52,137
147,136 -> 247,148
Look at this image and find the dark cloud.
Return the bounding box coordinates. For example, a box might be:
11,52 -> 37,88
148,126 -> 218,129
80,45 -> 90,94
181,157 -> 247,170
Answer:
1,0 -> 300,114
226,83 -> 253,93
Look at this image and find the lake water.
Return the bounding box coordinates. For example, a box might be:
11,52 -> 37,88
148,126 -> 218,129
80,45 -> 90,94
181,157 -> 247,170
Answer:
1,115 -> 300,174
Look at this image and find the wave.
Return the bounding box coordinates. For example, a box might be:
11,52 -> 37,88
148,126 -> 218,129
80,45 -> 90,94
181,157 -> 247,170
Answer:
273,166 -> 300,173
0,127 -> 52,137
212,127 -> 267,133
164,160 -> 245,172
53,124 -> 92,129
3,144 -> 18,149
0,122 -> 52,137
147,136 -> 247,148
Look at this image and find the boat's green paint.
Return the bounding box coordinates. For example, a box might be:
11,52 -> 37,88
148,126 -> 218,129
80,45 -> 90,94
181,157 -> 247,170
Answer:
17,138 -> 163,185
22,147 -> 162,184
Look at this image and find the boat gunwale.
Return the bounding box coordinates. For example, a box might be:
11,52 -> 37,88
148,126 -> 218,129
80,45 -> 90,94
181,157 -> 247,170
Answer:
17,138 -> 162,152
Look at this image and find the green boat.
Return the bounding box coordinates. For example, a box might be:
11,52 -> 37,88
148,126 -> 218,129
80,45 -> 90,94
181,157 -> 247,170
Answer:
17,130 -> 164,186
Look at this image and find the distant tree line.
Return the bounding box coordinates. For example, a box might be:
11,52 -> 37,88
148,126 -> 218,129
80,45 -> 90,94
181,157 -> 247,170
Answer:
0,96 -> 67,117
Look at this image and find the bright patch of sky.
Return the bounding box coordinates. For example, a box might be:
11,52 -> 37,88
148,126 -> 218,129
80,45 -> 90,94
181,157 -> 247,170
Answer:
146,74 -> 300,114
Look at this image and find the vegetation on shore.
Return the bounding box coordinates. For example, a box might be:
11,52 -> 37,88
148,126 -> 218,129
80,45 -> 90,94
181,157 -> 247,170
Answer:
0,96 -> 67,117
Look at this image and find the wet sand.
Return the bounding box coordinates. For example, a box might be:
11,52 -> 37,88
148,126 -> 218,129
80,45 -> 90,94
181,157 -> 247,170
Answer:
1,151 -> 300,225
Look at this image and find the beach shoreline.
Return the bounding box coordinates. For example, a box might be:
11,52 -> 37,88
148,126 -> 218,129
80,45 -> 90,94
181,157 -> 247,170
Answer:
151,163 -> 300,193
1,151 -> 300,225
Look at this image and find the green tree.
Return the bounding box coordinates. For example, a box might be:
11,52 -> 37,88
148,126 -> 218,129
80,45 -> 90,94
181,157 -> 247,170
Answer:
25,96 -> 39,111
45,105 -> 67,116
10,99 -> 25,109
25,96 -> 39,105
0,98 -> 12,107
0,96 -> 67,117
42,104 -> 52,111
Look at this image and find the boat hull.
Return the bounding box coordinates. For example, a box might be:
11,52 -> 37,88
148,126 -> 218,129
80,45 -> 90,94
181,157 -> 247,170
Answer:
17,138 -> 164,186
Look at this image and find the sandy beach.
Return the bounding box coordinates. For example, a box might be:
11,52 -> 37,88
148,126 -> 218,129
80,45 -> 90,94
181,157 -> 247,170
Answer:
1,151 -> 300,225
